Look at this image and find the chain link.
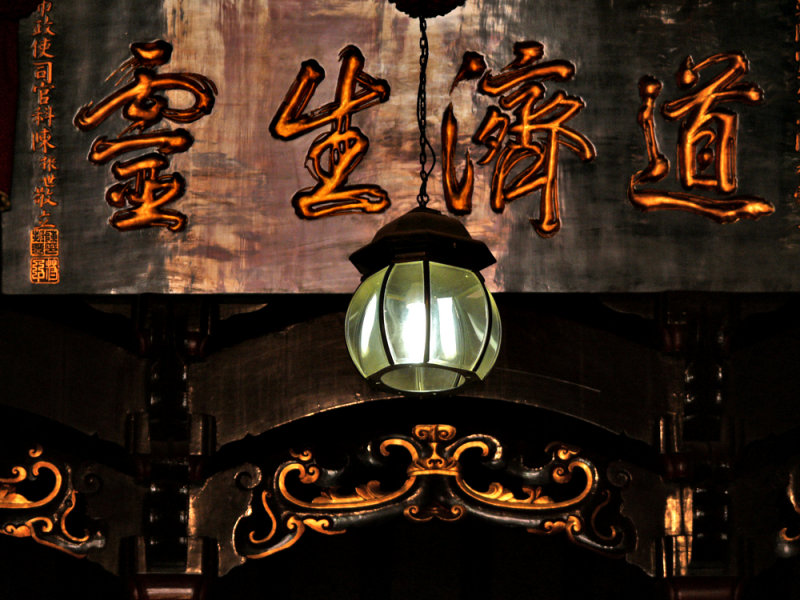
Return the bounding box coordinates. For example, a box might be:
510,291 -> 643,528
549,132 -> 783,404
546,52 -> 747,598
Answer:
416,17 -> 436,207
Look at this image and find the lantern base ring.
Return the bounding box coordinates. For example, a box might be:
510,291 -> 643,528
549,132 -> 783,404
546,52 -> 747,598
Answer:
369,363 -> 478,396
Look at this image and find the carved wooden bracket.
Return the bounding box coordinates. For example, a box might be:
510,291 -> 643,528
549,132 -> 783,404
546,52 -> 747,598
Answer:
233,425 -> 634,560
0,445 -> 104,557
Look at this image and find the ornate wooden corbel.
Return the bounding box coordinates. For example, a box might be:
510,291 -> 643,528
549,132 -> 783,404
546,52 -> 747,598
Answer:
233,424 -> 634,560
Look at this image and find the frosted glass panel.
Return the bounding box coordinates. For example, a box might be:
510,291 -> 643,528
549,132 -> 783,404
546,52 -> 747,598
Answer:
476,290 -> 502,380
345,267 -> 389,377
429,262 -> 488,371
383,262 -> 426,364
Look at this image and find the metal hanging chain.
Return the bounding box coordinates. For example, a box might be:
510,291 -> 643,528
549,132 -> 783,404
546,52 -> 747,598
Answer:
416,16 -> 436,208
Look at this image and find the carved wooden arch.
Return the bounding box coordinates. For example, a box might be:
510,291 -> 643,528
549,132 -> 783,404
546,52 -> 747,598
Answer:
186,394 -> 657,579
231,422 -> 635,562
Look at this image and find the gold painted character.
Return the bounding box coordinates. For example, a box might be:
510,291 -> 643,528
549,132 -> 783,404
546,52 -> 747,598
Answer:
74,40 -> 217,231
628,53 -> 773,223
270,45 -> 391,218
443,42 -> 595,237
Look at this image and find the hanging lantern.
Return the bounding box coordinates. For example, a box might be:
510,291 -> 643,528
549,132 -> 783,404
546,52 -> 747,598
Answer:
345,206 -> 501,394
345,2 -> 501,394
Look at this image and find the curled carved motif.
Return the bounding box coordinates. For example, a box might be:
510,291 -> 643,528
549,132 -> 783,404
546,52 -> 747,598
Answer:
778,467 -> 800,558
0,446 -> 104,558
234,425 -> 633,559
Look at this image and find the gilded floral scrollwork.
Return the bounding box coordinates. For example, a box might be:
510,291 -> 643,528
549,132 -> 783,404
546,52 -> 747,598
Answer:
0,446 -> 104,558
234,425 -> 633,560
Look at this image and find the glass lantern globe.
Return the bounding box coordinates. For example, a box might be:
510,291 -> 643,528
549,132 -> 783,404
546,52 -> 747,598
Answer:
345,207 -> 501,394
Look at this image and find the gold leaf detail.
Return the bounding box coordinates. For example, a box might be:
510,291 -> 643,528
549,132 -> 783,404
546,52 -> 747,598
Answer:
280,461 -> 417,511
60,491 -> 90,543
0,455 -> 62,509
0,485 -> 31,506
313,480 -> 385,504
245,516 -> 306,559
590,490 -> 617,542
4,523 -> 32,538
455,460 -> 594,511
545,442 -> 581,462
248,491 -> 278,544
537,515 -> 583,539
552,466 -> 570,484
780,527 -> 800,543
404,504 -> 465,522
413,424 -> 456,443
303,518 -> 345,535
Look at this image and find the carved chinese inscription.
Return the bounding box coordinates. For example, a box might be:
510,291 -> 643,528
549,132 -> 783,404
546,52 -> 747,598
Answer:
270,45 -> 391,219
629,53 -> 772,223
74,40 -> 217,231
794,2 -> 800,211
29,1 -> 60,284
442,42 -> 596,237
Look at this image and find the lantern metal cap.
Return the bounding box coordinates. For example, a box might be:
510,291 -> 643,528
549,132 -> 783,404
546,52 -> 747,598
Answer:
349,206 -> 496,277
388,0 -> 466,18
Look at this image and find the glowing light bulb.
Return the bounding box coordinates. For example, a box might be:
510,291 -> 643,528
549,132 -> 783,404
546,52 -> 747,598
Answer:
401,301 -> 427,362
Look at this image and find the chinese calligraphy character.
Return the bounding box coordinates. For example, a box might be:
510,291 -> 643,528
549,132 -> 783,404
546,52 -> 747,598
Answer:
31,36 -> 54,59
33,60 -> 52,84
33,185 -> 56,208
32,105 -> 54,128
30,257 -> 59,284
31,78 -> 53,106
32,13 -> 55,37
32,60 -> 53,105
74,40 -> 217,231
30,227 -> 59,257
31,128 -> 55,153
442,42 -> 596,237
35,208 -> 55,228
628,53 -> 773,223
39,155 -> 57,172
270,45 -> 391,218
